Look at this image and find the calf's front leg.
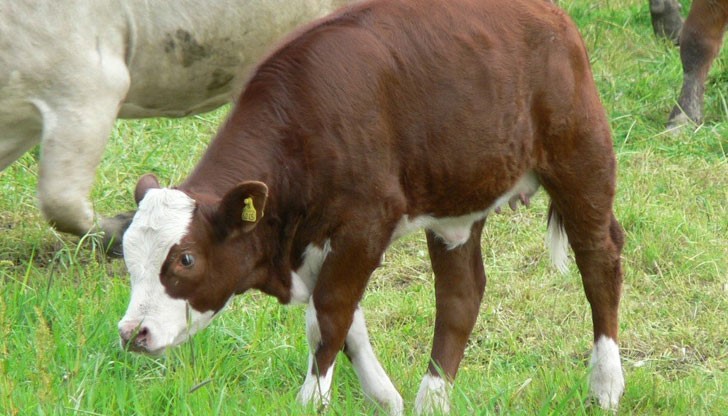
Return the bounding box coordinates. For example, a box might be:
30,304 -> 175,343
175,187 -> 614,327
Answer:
297,298 -> 337,409
298,302 -> 403,414
296,232 -> 387,411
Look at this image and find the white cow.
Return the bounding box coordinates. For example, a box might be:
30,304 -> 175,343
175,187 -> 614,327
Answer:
0,0 -> 351,255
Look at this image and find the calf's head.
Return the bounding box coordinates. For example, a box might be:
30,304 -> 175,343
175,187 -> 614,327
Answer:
118,174 -> 268,354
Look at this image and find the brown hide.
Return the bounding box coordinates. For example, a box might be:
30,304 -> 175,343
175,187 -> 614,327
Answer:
147,0 -> 623,399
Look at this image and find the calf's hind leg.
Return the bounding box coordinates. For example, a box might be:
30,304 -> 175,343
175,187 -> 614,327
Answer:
543,166 -> 625,409
415,220 -> 486,415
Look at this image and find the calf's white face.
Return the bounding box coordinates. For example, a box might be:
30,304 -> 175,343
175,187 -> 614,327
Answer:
117,176 -> 269,355
118,188 -> 215,354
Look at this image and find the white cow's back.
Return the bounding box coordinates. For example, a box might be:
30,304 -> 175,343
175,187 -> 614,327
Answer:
120,0 -> 351,117
0,0 -> 353,119
0,0 -> 354,242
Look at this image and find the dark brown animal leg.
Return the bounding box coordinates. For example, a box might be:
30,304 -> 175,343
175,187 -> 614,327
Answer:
668,0 -> 728,127
572,213 -> 625,410
297,233 -> 385,410
650,0 -> 684,44
542,164 -> 625,409
415,220 -> 486,414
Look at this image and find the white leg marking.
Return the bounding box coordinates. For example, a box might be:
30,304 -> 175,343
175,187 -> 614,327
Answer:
297,354 -> 335,408
346,307 -> 403,415
414,374 -> 451,415
589,336 -> 624,410
297,299 -> 335,408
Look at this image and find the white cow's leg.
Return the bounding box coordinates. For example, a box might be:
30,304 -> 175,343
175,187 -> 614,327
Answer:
297,299 -> 335,408
36,100 -> 116,234
0,135 -> 38,170
35,58 -> 130,251
0,105 -> 42,170
344,307 -> 403,415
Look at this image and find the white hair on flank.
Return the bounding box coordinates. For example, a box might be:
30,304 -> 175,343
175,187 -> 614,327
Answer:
119,188 -> 215,353
392,171 -> 540,250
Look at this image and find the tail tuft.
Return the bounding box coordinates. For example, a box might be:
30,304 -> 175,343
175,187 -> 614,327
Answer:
546,204 -> 570,274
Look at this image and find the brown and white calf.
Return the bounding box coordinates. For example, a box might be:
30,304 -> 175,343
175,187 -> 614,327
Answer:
118,0 -> 625,413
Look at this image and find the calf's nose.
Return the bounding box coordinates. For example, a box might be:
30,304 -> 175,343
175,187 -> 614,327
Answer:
119,322 -> 151,352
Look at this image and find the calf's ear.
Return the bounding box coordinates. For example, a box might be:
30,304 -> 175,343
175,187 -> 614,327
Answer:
134,174 -> 161,205
216,181 -> 269,236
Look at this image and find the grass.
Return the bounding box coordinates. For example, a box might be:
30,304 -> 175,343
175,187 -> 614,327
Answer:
1,0 -> 727,414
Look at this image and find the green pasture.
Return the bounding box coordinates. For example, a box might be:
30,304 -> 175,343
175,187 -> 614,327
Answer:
1,0 -> 726,414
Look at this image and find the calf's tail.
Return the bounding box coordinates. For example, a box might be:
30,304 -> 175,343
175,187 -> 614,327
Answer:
546,203 -> 570,274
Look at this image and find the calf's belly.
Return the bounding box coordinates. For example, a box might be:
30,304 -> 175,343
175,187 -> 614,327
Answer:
393,171 -> 540,248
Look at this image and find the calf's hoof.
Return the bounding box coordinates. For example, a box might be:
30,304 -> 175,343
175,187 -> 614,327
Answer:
362,387 -> 404,415
414,375 -> 451,415
666,107 -> 702,132
588,337 -> 625,411
382,395 -> 404,416
297,372 -> 333,412
650,0 -> 683,44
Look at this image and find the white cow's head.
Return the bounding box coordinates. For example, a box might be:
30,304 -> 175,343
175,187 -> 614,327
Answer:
118,174 -> 268,354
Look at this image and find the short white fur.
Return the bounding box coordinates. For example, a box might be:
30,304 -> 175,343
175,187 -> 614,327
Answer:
298,300 -> 403,414
290,241 -> 331,304
346,308 -> 403,415
414,374 -> 451,415
392,172 -> 539,249
118,188 -> 216,354
589,336 -> 624,410
298,298 -> 335,407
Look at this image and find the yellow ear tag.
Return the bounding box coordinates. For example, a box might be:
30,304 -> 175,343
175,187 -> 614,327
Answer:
242,197 -> 257,222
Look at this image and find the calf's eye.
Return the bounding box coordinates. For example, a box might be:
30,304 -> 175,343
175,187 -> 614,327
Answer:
180,253 -> 195,268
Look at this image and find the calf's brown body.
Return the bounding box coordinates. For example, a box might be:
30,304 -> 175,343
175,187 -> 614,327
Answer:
126,0 -> 625,411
